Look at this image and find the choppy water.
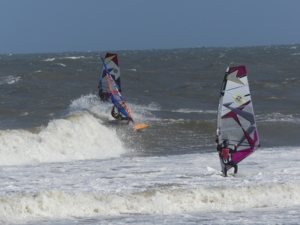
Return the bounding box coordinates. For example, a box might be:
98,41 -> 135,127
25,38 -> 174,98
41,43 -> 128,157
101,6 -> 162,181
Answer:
0,45 -> 300,224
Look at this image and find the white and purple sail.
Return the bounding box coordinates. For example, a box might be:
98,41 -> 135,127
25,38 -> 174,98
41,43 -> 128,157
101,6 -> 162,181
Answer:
217,66 -> 260,172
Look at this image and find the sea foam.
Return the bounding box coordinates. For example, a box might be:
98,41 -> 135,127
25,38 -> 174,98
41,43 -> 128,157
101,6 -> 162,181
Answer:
0,112 -> 125,166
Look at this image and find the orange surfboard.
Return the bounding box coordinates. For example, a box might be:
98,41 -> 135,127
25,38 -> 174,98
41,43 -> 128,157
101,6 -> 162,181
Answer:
134,124 -> 148,130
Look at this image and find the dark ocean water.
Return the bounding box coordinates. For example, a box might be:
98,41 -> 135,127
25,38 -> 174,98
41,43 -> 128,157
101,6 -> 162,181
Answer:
1,45 -> 300,224
1,45 -> 300,152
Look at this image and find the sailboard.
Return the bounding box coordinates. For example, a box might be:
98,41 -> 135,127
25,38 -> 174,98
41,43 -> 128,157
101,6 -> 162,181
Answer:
216,66 -> 260,175
99,53 -> 121,101
102,58 -> 148,130
134,124 -> 149,130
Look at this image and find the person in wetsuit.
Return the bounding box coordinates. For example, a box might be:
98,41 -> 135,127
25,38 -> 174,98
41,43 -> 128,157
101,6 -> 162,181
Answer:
217,139 -> 238,177
111,106 -> 133,123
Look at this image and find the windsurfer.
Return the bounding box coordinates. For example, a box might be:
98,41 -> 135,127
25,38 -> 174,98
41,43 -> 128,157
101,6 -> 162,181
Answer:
111,106 -> 133,123
217,139 -> 238,177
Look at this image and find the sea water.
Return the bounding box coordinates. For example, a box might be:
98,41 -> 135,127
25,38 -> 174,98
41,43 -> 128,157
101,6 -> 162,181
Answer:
0,45 -> 300,224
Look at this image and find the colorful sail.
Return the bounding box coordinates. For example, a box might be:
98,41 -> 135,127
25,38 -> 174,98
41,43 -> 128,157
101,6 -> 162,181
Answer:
101,56 -> 148,130
216,66 -> 260,171
99,53 -> 121,91
102,58 -> 133,121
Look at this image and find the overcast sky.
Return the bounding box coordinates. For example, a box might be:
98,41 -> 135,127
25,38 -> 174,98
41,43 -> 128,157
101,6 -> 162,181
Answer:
1,0 -> 299,54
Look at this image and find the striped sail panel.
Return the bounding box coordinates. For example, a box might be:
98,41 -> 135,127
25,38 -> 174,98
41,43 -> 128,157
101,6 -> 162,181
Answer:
99,53 -> 121,90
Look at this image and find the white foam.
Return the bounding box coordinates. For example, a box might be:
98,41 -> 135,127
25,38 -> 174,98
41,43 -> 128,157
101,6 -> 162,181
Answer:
257,112 -> 300,124
0,76 -> 21,85
63,56 -> 86,60
43,58 -> 56,62
69,94 -> 112,119
0,93 -> 156,166
70,94 -> 155,123
1,181 -> 300,223
43,56 -> 87,62
1,147 -> 300,223
56,63 -> 66,67
124,68 -> 137,71
0,112 -> 125,166
172,109 -> 216,114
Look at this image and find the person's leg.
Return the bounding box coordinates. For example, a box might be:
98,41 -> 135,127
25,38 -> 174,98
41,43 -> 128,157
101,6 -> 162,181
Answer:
230,162 -> 238,174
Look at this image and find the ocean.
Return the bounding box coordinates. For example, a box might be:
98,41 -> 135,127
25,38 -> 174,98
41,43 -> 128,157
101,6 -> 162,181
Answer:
0,45 -> 300,224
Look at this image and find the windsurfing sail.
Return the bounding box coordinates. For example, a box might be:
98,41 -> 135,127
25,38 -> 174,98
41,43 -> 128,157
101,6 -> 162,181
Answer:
216,66 -> 260,171
102,58 -> 148,130
102,58 -> 133,121
99,53 -> 121,93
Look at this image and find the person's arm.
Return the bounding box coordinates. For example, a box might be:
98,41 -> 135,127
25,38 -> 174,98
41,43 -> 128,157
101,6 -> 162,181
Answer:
217,142 -> 222,152
229,144 -> 238,153
111,107 -> 116,118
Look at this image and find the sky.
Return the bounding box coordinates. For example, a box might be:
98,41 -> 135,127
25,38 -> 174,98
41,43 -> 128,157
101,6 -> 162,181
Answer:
0,0 -> 300,54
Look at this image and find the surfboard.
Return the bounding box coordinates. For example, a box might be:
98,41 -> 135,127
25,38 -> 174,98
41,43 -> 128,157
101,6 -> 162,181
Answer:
134,124 -> 149,130
216,66 -> 260,175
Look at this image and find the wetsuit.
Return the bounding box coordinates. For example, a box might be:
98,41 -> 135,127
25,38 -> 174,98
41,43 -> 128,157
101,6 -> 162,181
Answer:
217,143 -> 238,176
